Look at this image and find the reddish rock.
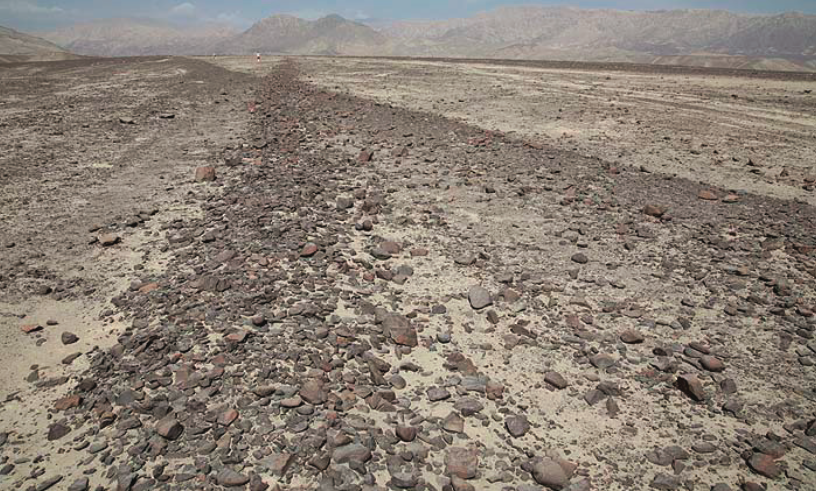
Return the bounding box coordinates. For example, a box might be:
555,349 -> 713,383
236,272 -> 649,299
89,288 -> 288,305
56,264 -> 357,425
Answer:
156,415 -> 183,440
225,330 -> 249,343
138,282 -> 159,293
677,374 -> 706,401
384,314 -> 418,347
358,150 -> 373,162
195,166 -> 216,182
445,447 -> 479,479
486,381 -> 505,400
300,242 -> 318,257
747,453 -> 782,479
723,194 -> 741,203
218,409 -> 239,426
396,426 -> 417,442
20,324 -> 43,333
54,395 -> 82,411
380,241 -> 401,254
700,355 -> 725,372
643,204 -> 667,218
698,190 -> 719,201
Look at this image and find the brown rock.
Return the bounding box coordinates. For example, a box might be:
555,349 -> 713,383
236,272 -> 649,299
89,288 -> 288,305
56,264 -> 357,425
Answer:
698,190 -> 719,201
385,314 -> 418,347
700,355 -> 725,372
332,444 -> 372,464
396,426 -> 417,442
155,415 -> 183,440
300,242 -> 318,257
445,447 -> 478,479
47,423 -> 71,441
299,380 -> 327,405
195,166 -> 216,182
358,150 -> 373,163
677,374 -> 706,401
55,395 -> 82,411
217,409 -> 239,427
643,204 -> 667,218
216,469 -> 249,487
620,329 -> 645,344
747,453 -> 782,479
99,234 -> 120,246
138,282 -> 159,293
544,371 -> 568,389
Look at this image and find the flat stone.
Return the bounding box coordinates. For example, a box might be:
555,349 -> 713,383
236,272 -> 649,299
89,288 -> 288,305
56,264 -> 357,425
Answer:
67,477 -> 90,491
195,166 -> 216,182
299,380 -> 327,405
427,387 -> 451,401
445,447 -> 478,479
332,444 -> 372,465
47,423 -> 70,441
468,286 -> 493,310
531,457 -> 569,490
590,353 -> 615,369
396,426 -> 417,442
544,371 -> 568,389
747,453 -> 782,478
216,469 -> 249,487
99,234 -> 120,246
620,329 -> 645,344
505,415 -> 530,437
155,415 -> 183,440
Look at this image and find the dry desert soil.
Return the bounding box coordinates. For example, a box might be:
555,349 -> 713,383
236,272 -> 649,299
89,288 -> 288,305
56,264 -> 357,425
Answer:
1,55 -> 815,491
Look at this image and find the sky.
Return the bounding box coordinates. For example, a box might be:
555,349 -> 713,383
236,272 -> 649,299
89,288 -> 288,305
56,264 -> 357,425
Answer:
2,0 -> 815,31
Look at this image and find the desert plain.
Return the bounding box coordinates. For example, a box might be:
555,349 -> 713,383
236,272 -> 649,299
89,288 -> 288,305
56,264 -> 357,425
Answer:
0,54 -> 815,491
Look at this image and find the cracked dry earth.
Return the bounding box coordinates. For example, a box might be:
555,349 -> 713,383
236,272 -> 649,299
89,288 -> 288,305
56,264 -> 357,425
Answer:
1,57 -> 816,491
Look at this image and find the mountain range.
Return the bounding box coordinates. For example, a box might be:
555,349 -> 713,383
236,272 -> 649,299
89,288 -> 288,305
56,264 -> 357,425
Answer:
2,6 -> 815,71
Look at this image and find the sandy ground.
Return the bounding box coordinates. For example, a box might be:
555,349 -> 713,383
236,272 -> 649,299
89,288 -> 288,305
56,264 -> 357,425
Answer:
280,56 -> 816,205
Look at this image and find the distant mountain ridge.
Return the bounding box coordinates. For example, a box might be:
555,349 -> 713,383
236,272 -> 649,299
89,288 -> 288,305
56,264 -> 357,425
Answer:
379,7 -> 816,63
214,14 -> 387,55
41,18 -> 239,57
27,6 -> 816,71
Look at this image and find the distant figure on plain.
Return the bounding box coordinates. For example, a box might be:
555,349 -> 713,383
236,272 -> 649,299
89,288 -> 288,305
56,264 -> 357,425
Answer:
256,53 -> 261,64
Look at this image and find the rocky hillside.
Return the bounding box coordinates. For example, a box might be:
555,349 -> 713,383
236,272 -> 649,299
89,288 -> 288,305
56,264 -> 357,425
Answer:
0,25 -> 76,62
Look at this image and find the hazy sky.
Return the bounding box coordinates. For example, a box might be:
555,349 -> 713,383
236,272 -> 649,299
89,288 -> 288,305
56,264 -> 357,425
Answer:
2,0 -> 815,31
